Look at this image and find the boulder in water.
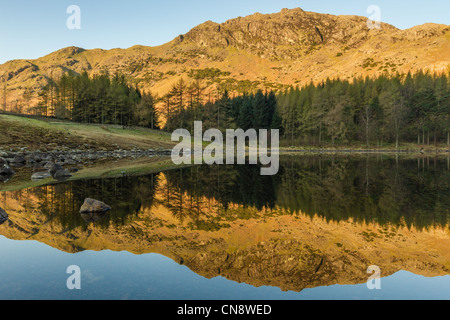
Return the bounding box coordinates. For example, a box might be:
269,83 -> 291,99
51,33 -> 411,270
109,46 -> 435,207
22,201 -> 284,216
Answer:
79,198 -> 112,214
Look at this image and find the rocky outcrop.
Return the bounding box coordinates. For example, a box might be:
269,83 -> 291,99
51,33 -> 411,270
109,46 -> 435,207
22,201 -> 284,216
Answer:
0,8 -> 448,107
182,8 -> 399,57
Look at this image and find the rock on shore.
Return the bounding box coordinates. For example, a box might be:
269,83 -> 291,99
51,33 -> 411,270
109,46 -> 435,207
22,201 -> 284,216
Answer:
0,157 -> 16,182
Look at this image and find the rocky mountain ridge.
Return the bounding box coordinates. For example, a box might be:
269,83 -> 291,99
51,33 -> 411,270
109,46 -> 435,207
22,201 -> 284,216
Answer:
0,7 -> 449,112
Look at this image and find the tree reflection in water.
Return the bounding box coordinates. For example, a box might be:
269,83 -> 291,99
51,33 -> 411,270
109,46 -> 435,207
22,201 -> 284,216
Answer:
9,155 -> 448,231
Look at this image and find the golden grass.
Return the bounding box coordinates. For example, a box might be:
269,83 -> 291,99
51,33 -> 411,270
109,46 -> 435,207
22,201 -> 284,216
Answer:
0,114 -> 175,151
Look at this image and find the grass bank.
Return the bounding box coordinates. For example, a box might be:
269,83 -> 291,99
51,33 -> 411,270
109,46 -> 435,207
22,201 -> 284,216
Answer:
0,113 -> 175,152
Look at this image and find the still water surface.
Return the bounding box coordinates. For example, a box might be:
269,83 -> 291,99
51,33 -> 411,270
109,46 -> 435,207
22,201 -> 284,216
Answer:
0,155 -> 449,300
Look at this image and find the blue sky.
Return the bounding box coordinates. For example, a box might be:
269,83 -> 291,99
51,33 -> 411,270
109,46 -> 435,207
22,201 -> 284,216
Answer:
0,0 -> 448,64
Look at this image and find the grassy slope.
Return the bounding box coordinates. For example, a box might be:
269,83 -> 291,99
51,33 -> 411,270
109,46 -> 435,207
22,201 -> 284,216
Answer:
0,114 -> 175,152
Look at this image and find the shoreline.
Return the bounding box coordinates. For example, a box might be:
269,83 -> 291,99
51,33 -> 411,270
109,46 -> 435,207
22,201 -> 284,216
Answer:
1,148 -> 449,192
1,147 -> 448,167
279,148 -> 450,155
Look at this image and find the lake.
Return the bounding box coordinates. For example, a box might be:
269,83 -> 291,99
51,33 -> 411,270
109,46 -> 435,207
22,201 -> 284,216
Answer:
0,154 -> 449,300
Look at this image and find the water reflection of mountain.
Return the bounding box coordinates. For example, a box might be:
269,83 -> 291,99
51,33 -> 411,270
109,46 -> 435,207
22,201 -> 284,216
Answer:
0,155 -> 449,292
9,155 -> 447,230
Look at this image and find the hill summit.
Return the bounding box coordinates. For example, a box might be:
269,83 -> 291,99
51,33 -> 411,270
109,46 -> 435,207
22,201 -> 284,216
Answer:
0,7 -> 449,112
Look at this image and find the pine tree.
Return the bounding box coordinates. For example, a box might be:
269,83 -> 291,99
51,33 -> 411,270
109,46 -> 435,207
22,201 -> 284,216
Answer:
237,94 -> 254,131
253,90 -> 267,129
134,91 -> 160,129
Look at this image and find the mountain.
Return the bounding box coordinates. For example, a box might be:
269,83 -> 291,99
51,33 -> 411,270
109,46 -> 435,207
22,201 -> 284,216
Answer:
0,7 -> 449,113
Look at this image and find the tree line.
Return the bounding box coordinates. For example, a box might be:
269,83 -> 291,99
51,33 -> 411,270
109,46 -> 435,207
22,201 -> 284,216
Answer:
162,78 -> 282,133
32,70 -> 449,149
35,72 -> 160,129
277,71 -> 449,147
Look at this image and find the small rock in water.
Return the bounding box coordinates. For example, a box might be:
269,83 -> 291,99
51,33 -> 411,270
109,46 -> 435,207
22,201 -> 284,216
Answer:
0,207 -> 8,225
79,198 -> 112,214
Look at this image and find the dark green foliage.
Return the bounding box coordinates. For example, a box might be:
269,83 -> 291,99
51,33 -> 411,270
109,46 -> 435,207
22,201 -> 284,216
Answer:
277,71 -> 449,147
163,82 -> 284,133
253,90 -> 271,129
37,72 -> 160,129
134,91 -> 160,129
37,69 -> 448,146
237,94 -> 254,131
